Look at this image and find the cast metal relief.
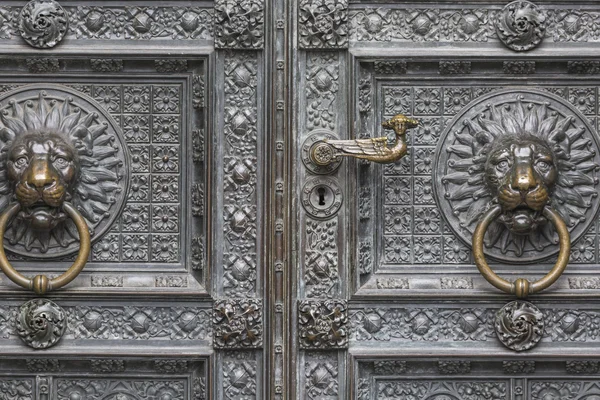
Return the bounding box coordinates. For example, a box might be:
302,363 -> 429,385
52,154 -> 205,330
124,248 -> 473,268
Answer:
298,299 -> 348,349
495,1 -> 546,51
213,298 -> 263,349
19,0 -> 68,49
308,114 -> 418,165
376,380 -> 507,400
298,0 -> 348,49
56,379 -> 185,400
434,89 -> 600,263
214,0 -> 264,49
304,352 -> 339,399
0,85 -> 129,258
221,52 -> 259,297
495,301 -> 544,351
17,298 -> 66,349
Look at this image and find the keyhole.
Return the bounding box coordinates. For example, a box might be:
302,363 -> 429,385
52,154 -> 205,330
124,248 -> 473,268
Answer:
317,187 -> 326,206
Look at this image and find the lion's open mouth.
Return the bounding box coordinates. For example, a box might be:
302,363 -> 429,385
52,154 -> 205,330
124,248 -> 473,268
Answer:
19,203 -> 65,231
498,205 -> 545,235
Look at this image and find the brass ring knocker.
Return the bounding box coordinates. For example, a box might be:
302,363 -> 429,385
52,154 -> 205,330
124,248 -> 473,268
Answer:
473,204 -> 570,299
0,202 -> 90,295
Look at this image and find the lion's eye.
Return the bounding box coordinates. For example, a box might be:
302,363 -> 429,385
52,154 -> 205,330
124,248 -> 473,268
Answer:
14,157 -> 28,168
536,160 -> 550,171
496,160 -> 510,172
53,157 -> 69,167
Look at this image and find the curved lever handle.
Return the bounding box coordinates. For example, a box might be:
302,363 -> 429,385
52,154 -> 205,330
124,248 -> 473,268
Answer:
309,114 -> 419,166
0,202 -> 91,295
473,205 -> 570,298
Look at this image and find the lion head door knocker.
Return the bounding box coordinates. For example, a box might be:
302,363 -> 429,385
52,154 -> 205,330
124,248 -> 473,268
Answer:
306,114 -> 419,168
435,89 -> 600,351
0,84 -> 129,348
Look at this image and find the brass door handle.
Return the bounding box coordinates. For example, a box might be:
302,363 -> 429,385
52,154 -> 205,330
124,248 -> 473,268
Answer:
0,202 -> 90,295
309,114 -> 418,166
473,204 -> 570,298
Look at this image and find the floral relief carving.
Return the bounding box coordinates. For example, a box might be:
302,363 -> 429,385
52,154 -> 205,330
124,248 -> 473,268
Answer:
529,381 -> 592,399
123,115 -> 150,142
151,235 -> 179,262
90,59 -> 123,72
298,300 -> 348,349
221,52 -> 258,297
223,352 -> 257,399
305,353 -> 339,399
90,360 -> 125,373
69,306 -> 211,340
495,0 -> 547,51
19,0 -> 69,49
383,87 -> 411,115
70,6 -> 213,40
213,298 -> 263,349
153,85 -> 180,114
503,360 -> 535,374
568,87 -> 597,114
93,85 -> 121,113
306,53 -> 339,130
123,86 -> 150,113
438,361 -> 471,374
377,380 -> 506,400
305,219 -> 339,298
444,87 -> 471,115
155,59 -> 187,73
442,9 -> 492,41
0,379 -> 33,400
568,61 -> 600,74
565,361 -> 599,374
56,379 -> 185,400
299,0 -> 348,49
214,0 -> 264,49
350,307 -> 495,342
128,175 -> 149,202
439,61 -> 472,75
153,115 -> 179,143
154,360 -> 188,373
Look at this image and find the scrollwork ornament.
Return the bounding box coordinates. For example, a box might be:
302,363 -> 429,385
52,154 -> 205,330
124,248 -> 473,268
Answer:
17,299 -> 66,349
495,1 -> 546,51
494,300 -> 544,351
19,0 -> 69,49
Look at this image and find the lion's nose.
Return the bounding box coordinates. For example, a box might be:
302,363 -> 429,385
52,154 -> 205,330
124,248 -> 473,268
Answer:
26,163 -> 56,190
512,163 -> 536,191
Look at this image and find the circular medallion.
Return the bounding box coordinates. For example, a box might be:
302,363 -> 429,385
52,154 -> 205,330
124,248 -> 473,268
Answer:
434,89 -> 600,263
17,299 -> 66,349
19,0 -> 69,49
496,1 -> 546,51
302,130 -> 342,175
0,84 -> 129,258
495,300 -> 544,351
301,177 -> 342,219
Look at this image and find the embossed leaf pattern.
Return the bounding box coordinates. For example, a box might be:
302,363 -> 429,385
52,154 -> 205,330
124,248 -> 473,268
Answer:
299,300 -> 348,349
299,0 -> 348,48
215,0 -> 264,48
351,308 -> 496,342
214,299 -> 263,349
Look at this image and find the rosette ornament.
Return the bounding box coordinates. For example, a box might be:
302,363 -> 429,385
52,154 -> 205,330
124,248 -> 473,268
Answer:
495,300 -> 544,351
495,1 -> 546,51
17,299 -> 67,349
19,0 -> 69,49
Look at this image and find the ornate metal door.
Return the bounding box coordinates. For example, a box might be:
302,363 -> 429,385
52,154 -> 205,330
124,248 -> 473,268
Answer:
293,0 -> 600,399
0,0 -> 599,399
